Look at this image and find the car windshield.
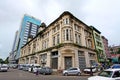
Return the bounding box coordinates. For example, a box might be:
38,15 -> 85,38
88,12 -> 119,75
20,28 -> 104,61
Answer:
67,68 -> 77,70
67,68 -> 73,70
98,71 -> 113,78
112,64 -> 120,68
35,66 -> 40,68
1,66 -> 7,68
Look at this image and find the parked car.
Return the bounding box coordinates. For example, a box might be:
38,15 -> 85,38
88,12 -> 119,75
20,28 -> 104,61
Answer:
63,67 -> 81,76
8,64 -> 17,69
28,64 -> 41,73
32,64 -> 41,73
39,67 -> 53,75
18,64 -> 24,70
24,64 -> 31,71
83,67 -> 97,74
111,64 -> 120,69
22,64 -> 28,71
88,69 -> 120,80
0,64 -> 8,72
12,64 -> 18,69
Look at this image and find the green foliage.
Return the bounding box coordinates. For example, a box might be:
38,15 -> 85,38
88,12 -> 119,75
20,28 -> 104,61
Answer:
0,57 -> 9,64
4,57 -> 9,64
110,48 -> 114,54
0,58 -> 4,64
117,48 -> 120,54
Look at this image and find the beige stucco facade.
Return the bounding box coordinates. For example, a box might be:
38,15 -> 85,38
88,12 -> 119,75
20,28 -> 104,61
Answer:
19,11 -> 97,70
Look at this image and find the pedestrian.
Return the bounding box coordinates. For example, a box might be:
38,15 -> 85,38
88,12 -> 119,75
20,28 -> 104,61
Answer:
35,68 -> 39,76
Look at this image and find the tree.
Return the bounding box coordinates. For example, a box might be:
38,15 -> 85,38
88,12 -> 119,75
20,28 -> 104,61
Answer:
4,57 -> 9,64
110,48 -> 114,54
117,48 -> 120,54
0,58 -> 4,64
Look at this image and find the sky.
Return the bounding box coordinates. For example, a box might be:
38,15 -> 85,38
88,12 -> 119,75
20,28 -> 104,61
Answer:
0,0 -> 120,59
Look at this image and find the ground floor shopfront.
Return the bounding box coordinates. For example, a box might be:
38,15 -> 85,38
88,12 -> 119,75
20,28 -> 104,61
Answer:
19,45 -> 97,70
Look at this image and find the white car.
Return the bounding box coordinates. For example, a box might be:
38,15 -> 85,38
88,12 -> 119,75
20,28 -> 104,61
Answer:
63,67 -> 81,76
0,64 -> 8,72
28,64 -> 41,73
83,67 -> 97,73
32,65 -> 41,73
88,69 -> 120,80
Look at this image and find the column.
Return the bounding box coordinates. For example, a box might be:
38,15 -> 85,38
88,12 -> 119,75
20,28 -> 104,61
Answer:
72,55 -> 75,67
28,56 -> 31,64
81,28 -> 86,46
58,50 -> 62,70
74,49 -> 79,67
46,51 -> 51,67
60,21 -> 62,43
72,22 -> 75,43
85,52 -> 90,67
37,54 -> 40,64
69,29 -> 70,41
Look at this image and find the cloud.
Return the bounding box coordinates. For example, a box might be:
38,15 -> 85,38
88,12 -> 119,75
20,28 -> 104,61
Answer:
80,0 -> 120,45
0,44 -> 2,49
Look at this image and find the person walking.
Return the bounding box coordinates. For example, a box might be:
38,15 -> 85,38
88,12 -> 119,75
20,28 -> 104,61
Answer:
35,67 -> 39,76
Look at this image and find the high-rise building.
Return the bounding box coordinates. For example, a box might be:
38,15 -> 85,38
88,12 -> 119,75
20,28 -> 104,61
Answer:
9,31 -> 19,63
102,36 -> 110,58
15,14 -> 41,63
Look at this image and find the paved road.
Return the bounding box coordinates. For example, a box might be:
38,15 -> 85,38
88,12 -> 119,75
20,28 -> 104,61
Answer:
0,69 -> 89,80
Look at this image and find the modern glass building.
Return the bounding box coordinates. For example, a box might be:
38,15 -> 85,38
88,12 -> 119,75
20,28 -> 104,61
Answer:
9,31 -> 19,63
15,14 -> 41,63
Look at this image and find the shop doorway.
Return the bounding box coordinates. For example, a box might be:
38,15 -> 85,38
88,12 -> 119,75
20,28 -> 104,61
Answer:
64,57 -> 72,69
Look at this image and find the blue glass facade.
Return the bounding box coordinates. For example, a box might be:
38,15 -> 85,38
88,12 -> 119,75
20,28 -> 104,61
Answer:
12,31 -> 18,52
15,15 -> 41,61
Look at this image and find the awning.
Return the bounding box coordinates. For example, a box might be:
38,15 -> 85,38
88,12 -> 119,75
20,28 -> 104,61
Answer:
112,58 -> 118,63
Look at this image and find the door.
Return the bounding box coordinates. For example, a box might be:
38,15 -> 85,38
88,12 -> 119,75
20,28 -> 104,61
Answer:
51,58 -> 58,69
68,68 -> 78,75
65,57 -> 72,69
113,71 -> 120,79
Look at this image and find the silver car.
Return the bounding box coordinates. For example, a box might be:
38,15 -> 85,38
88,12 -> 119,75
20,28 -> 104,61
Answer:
63,67 -> 81,76
0,64 -> 8,72
39,67 -> 53,75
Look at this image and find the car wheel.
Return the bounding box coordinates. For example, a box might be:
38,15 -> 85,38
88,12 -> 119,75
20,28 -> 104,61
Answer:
77,72 -> 81,76
64,73 -> 68,76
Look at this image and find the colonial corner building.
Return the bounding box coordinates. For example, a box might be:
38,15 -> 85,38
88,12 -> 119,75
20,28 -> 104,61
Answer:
19,11 -> 99,70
